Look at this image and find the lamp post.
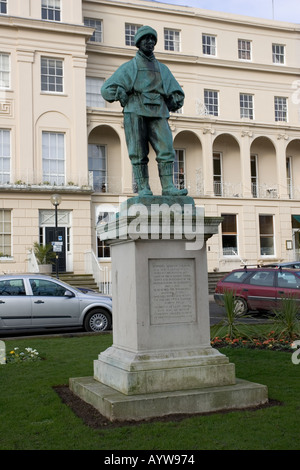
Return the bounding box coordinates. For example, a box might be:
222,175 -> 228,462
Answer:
50,194 -> 62,278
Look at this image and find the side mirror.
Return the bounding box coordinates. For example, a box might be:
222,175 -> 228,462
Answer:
64,290 -> 75,298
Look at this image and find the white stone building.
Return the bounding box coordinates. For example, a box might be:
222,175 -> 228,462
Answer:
0,0 -> 299,284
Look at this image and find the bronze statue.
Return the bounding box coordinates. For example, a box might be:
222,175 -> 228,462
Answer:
101,25 -> 188,197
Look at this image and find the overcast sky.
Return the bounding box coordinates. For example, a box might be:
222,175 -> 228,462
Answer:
147,0 -> 300,23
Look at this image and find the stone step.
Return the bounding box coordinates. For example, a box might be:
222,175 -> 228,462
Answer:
208,272 -> 228,294
54,273 -> 99,291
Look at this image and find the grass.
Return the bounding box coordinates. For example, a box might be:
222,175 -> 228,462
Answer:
0,331 -> 300,450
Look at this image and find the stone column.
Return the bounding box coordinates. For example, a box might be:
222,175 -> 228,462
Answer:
240,130 -> 253,198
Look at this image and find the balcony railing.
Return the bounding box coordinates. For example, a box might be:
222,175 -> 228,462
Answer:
1,169 -> 297,200
213,181 -> 242,198
0,170 -> 92,190
252,183 -> 279,199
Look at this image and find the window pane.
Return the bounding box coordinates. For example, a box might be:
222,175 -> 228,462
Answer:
240,94 -> 254,119
204,90 -> 218,116
86,77 -> 105,107
88,144 -> 107,191
0,1 -> 7,14
238,39 -> 251,60
202,34 -> 216,55
249,271 -> 275,286
164,29 -> 180,52
42,131 -> 65,185
222,214 -> 236,232
275,96 -> 287,122
41,0 -> 61,21
84,18 -> 102,43
223,271 -> 250,283
125,23 -> 141,46
272,44 -> 285,64
259,215 -> 273,234
41,57 -> 64,93
0,209 -> 11,256
174,149 -> 185,189
0,53 -> 10,88
0,129 -> 10,183
278,272 -> 300,289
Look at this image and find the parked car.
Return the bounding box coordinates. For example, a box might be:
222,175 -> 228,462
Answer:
0,274 -> 112,332
263,261 -> 300,269
214,267 -> 300,315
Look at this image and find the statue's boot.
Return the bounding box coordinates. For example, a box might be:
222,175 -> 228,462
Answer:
158,162 -> 188,196
132,163 -> 153,197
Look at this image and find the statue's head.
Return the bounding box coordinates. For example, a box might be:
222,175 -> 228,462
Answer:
134,26 -> 158,49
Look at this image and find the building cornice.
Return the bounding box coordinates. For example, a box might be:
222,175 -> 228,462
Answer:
91,0 -> 300,33
0,15 -> 92,38
90,109 -> 300,136
87,44 -> 300,77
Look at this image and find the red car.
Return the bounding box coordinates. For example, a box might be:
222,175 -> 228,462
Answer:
214,267 -> 300,315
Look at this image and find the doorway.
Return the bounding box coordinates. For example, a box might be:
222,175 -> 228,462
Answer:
45,226 -> 66,273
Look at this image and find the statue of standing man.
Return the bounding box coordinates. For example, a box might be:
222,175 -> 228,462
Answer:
101,25 -> 188,197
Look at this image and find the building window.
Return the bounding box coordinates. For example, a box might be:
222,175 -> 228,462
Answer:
97,239 -> 110,258
259,215 -> 275,256
275,96 -> 287,122
88,144 -> 107,192
202,34 -> 216,56
0,1 -> 7,14
41,0 -> 61,22
251,155 -> 258,198
0,209 -> 11,257
84,18 -> 102,43
204,89 -> 219,116
41,57 -> 63,93
0,129 -> 10,184
86,77 -> 105,107
164,29 -> 181,52
213,152 -> 222,196
222,214 -> 238,256
125,23 -> 142,46
238,39 -> 251,60
0,53 -> 10,89
174,149 -> 185,189
42,132 -> 65,185
96,211 -> 116,258
272,44 -> 285,64
240,93 -> 254,119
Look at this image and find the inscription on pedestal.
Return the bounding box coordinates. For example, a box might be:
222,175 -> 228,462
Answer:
149,258 -> 196,325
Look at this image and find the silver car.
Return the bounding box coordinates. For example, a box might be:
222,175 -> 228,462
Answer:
0,274 -> 112,332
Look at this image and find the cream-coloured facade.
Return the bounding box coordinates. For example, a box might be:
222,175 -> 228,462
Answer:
0,0 -> 299,283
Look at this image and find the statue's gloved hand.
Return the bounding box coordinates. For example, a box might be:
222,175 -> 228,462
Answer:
165,93 -> 184,112
116,86 -> 129,107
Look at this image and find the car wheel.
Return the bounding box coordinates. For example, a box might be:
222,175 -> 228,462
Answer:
84,309 -> 111,332
234,297 -> 248,316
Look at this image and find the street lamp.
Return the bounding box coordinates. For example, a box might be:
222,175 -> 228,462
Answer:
50,194 -> 62,278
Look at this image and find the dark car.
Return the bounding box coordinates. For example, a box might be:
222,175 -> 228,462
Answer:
263,261 -> 300,269
214,267 -> 300,315
0,274 -> 112,332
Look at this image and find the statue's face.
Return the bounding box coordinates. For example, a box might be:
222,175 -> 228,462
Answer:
138,34 -> 156,56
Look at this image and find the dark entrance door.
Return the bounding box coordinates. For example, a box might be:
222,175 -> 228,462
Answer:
45,227 -> 66,273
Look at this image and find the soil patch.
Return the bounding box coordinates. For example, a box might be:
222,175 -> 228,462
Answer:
54,384 -> 282,429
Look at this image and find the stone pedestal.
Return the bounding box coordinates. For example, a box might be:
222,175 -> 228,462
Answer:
70,197 -> 268,421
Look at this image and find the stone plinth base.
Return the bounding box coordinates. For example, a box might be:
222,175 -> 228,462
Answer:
70,210 -> 268,422
69,376 -> 268,422
93,346 -> 236,395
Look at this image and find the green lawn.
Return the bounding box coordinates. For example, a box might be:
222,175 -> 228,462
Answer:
0,332 -> 299,450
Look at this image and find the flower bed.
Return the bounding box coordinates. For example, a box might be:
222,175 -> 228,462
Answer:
211,331 -> 298,351
6,347 -> 41,363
